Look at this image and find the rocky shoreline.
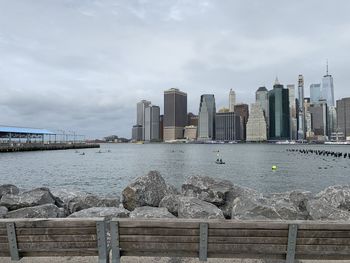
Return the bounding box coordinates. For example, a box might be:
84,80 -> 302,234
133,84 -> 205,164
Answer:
1,170 -> 350,221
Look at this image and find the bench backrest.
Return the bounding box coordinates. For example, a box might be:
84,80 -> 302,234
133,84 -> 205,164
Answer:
110,219 -> 350,263
0,218 -> 109,262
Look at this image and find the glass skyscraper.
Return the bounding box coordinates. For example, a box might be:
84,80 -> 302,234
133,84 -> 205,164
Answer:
322,66 -> 335,107
198,94 -> 216,140
310,83 -> 322,104
269,79 -> 290,140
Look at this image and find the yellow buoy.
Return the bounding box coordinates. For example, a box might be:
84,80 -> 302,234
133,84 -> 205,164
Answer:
272,165 -> 277,170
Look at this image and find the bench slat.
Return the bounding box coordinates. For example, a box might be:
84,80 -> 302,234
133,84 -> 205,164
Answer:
13,220 -> 97,228
119,227 -> 199,236
209,229 -> 288,237
14,227 -> 97,236
17,241 -> 98,251
120,242 -> 198,252
299,230 -> 350,238
20,249 -> 98,257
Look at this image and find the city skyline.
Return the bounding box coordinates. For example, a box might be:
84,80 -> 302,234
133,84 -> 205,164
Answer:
2,1 -> 350,138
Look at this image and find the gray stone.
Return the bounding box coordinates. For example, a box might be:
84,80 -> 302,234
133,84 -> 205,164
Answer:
122,171 -> 169,211
68,206 -> 130,220
182,176 -> 233,206
0,206 -> 8,218
159,194 -> 182,216
6,204 -> 64,218
0,184 -> 19,198
52,189 -> 119,214
130,206 -> 175,219
316,185 -> 350,210
0,187 -> 57,211
178,197 -> 224,219
306,199 -> 350,220
231,197 -> 281,220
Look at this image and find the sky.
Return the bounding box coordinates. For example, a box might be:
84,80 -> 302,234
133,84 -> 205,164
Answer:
1,0 -> 350,138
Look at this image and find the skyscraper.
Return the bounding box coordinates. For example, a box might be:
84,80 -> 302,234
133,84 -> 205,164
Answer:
229,89 -> 236,112
310,83 -> 322,104
215,112 -> 241,141
309,100 -> 328,138
336,97 -> 350,139
136,100 -> 151,140
246,103 -> 267,142
287,84 -> 297,140
269,78 -> 290,140
322,62 -> 335,107
234,103 -> 249,141
297,75 -> 305,140
163,88 -> 187,141
255,87 -> 269,121
144,105 -> 160,142
198,94 -> 216,140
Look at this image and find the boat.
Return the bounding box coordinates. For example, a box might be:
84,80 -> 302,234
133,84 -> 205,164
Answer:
215,159 -> 225,164
325,141 -> 350,145
276,140 -> 296,145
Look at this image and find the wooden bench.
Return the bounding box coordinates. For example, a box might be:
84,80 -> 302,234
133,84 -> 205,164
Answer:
0,218 -> 109,262
110,219 -> 350,263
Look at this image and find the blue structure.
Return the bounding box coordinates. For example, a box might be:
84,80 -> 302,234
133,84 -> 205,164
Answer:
0,126 -> 56,143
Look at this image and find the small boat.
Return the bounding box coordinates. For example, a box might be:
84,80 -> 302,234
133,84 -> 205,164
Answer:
215,158 -> 225,165
80,152 -> 85,155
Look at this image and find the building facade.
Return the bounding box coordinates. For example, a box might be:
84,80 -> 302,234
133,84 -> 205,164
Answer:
136,100 -> 151,140
310,83 -> 322,104
215,112 -> 241,141
269,79 -> 290,140
144,105 -> 160,142
132,125 -> 143,141
255,86 -> 269,121
184,126 -> 197,140
297,75 -> 305,140
198,94 -> 216,140
229,89 -> 236,112
246,103 -> 267,141
234,103 -> 249,141
309,100 -> 328,138
187,112 -> 199,127
337,97 -> 350,139
287,84 -> 297,140
322,67 -> 335,107
163,88 -> 187,141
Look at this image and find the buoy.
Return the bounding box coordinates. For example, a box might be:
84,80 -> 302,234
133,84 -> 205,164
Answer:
272,165 -> 277,170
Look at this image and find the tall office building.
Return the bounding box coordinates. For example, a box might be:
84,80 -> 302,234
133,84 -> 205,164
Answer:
144,105 -> 160,142
287,84 -> 297,140
159,115 -> 164,141
337,97 -> 350,139
163,88 -> 187,141
136,100 -> 151,140
187,112 -> 199,126
229,89 -> 236,112
328,106 -> 337,136
269,78 -> 290,140
297,75 -> 305,140
215,112 -> 241,141
198,94 -> 216,140
309,100 -> 328,138
246,103 -> 267,142
304,98 -> 313,139
256,87 -> 269,120
310,84 -> 322,104
322,63 -> 335,107
234,103 -> 249,141
132,125 -> 143,141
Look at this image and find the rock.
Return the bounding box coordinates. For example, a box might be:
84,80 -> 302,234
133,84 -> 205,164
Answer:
122,171 -> 169,211
0,187 -> 57,211
6,204 -> 64,218
182,176 -> 233,206
289,190 -> 313,212
130,206 -> 175,219
0,206 -> 8,218
0,184 -> 19,198
231,197 -> 281,220
178,197 -> 224,219
159,194 -> 182,216
316,185 -> 350,210
306,199 -> 350,220
52,189 -> 119,214
69,207 -> 130,220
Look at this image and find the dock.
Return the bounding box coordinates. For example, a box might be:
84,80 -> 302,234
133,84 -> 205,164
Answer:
0,143 -> 100,152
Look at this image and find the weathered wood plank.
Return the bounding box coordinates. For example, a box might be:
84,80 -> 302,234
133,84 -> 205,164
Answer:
298,237 -> 350,245
299,230 -> 350,238
209,229 -> 289,237
207,244 -> 287,254
0,243 -> 9,250
119,221 -> 200,229
13,220 -> 97,228
119,228 -> 199,236
296,254 -> 350,260
296,245 -> 350,255
298,223 -> 350,230
15,234 -> 97,243
15,227 -> 97,236
17,241 -> 98,250
0,236 -> 8,242
119,242 -> 198,252
208,222 -> 289,230
207,253 -> 286,260
208,236 -> 288,244
120,235 -> 199,243
20,249 -> 98,257
0,252 -> 10,257
120,251 -> 198,258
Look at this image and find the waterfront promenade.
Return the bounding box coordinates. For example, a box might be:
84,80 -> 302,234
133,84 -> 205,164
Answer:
0,143 -> 100,152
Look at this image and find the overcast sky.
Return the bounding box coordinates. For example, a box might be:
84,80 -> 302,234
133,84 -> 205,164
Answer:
1,0 -> 350,138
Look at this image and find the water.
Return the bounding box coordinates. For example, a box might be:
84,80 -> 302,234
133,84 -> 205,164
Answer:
0,143 -> 350,196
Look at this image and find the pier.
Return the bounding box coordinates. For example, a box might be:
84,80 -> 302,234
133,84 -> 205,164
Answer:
0,143 -> 100,152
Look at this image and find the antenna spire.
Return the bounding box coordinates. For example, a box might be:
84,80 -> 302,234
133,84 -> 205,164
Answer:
326,59 -> 329,75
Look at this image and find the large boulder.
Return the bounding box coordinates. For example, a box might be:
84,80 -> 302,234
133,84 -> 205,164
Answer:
52,189 -> 119,215
0,184 -> 19,198
6,204 -> 64,218
0,206 -> 8,218
159,194 -> 182,216
0,187 -> 58,211
306,199 -> 350,220
178,197 -> 224,219
130,206 -> 175,219
231,197 -> 281,220
69,207 -> 130,220
182,176 -> 233,206
122,171 -> 169,211
316,185 -> 350,210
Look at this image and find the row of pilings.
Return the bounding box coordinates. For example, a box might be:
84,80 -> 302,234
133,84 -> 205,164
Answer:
287,148 -> 350,159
